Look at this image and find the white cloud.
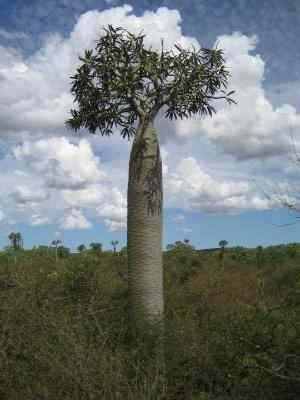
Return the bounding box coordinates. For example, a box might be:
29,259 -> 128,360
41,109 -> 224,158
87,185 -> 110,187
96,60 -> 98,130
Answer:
96,187 -> 127,231
0,5 -> 201,138
60,208 -> 92,230
13,137 -> 108,190
0,5 -> 299,232
30,214 -> 50,226
10,185 -> 49,205
164,156 -> 276,214
174,32 -> 300,160
62,184 -> 106,207
103,218 -> 126,232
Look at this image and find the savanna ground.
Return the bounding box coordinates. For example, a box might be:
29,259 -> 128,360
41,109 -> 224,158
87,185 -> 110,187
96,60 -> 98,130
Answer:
0,242 -> 299,399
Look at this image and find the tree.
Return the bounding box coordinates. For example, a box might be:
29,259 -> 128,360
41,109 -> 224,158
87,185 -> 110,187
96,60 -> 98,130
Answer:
218,240 -> 228,268
111,240 -> 119,254
57,246 -> 70,258
8,232 -> 23,250
89,242 -> 102,252
256,245 -> 264,268
8,232 -> 17,249
219,240 -> 228,249
8,232 -> 23,264
65,24 -> 236,342
77,244 -> 86,253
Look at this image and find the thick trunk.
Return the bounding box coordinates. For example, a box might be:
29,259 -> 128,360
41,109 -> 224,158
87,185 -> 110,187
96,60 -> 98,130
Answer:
127,117 -> 164,338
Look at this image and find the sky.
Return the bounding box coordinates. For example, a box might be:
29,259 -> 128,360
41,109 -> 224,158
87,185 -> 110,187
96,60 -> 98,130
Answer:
1,0 -> 300,252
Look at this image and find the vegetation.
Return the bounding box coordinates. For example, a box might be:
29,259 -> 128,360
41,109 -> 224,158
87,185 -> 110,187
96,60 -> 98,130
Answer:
8,232 -> 23,250
0,240 -> 299,399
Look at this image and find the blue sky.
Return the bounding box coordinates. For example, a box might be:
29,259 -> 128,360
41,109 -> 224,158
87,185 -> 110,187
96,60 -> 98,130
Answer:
1,0 -> 300,252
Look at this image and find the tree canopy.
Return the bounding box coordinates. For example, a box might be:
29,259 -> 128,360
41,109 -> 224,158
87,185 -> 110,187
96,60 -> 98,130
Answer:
65,24 -> 236,140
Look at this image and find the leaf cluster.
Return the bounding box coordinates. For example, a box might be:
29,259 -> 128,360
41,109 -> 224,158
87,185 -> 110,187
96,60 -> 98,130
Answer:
65,24 -> 237,139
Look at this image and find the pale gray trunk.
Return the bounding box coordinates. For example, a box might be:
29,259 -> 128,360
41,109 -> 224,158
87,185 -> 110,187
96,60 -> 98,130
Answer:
127,117 -> 164,338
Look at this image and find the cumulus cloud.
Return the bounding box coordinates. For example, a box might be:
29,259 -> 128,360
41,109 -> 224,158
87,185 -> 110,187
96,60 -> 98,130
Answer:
60,208 -> 92,230
96,187 -> 127,231
174,32 -> 300,161
0,4 -> 201,139
0,4 -> 299,233
164,156 -> 277,214
10,185 -> 49,205
13,137 -> 108,190
62,184 -> 106,208
30,214 -> 50,226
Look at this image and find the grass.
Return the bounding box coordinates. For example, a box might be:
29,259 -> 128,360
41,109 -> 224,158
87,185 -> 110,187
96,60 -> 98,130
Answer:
0,245 -> 299,399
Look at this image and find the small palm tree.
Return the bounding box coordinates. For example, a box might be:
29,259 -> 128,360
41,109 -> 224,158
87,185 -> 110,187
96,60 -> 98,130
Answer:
16,232 -> 23,249
111,240 -> 119,254
8,232 -> 17,249
8,232 -> 23,264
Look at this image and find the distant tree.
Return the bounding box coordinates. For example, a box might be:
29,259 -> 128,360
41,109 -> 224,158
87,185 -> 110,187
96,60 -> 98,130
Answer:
219,240 -> 228,249
16,232 -> 23,249
89,242 -> 102,252
256,245 -> 264,268
77,244 -> 86,253
8,232 -> 16,249
57,246 -> 70,258
111,240 -> 119,254
8,232 -> 23,264
218,240 -> 228,268
8,232 -> 23,250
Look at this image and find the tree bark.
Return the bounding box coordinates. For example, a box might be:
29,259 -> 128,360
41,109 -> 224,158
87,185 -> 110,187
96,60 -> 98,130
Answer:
127,116 -> 164,340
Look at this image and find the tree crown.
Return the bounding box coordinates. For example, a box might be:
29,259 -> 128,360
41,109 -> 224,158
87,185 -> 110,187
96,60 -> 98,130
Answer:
219,240 -> 228,248
65,24 -> 237,139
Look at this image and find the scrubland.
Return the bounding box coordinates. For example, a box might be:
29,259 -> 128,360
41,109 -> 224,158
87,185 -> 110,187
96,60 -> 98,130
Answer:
0,243 -> 299,399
